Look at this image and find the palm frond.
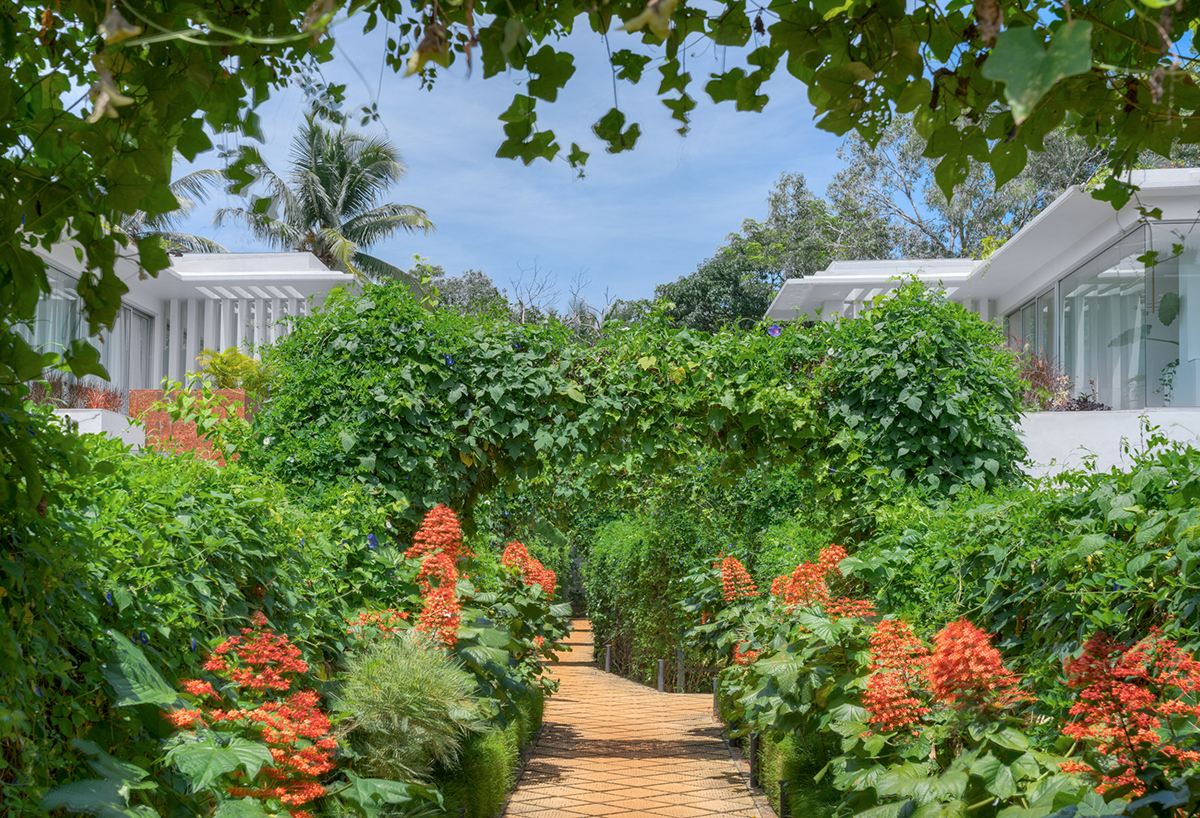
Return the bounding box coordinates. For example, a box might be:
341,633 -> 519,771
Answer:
213,207 -> 304,251
155,232 -> 229,253
314,227 -> 365,280
354,252 -> 415,285
341,203 -> 434,246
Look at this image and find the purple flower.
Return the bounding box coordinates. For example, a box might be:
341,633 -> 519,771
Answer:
105,592 -> 114,606
767,323 -> 782,338
190,637 -> 197,653
139,631 -> 149,645
368,533 -> 378,549
444,354 -> 454,367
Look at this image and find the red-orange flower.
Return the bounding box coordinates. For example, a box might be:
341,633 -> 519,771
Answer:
164,613 -> 334,812
717,556 -> 758,602
181,679 -> 218,699
346,608 -> 410,640
1062,630 -> 1200,795
772,546 -> 856,612
928,619 -> 1026,711
862,620 -> 930,735
732,643 -> 760,665
415,552 -> 461,647
501,541 -> 557,597
406,504 -> 472,562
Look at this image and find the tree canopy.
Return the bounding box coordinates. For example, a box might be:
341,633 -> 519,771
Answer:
365,0 -> 1200,210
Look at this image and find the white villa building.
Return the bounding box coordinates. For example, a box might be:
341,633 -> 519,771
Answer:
766,168 -> 1200,473
23,245 -> 355,394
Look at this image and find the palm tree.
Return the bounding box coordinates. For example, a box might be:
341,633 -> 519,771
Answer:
120,168 -> 227,253
214,117 -> 434,282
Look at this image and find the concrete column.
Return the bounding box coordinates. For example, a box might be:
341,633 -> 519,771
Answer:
253,298 -> 267,355
221,299 -> 235,351
237,298 -> 250,353
286,298 -> 300,335
183,298 -> 200,381
151,300 -> 166,389
270,298 -> 284,343
167,298 -> 183,384
203,298 -> 217,355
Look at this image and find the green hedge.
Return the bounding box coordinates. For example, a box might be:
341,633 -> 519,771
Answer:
438,690 -> 545,817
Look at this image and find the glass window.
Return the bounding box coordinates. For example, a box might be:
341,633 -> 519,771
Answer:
1060,229 -> 1147,410
1143,221 -> 1200,407
1036,288 -> 1055,359
21,263 -> 156,402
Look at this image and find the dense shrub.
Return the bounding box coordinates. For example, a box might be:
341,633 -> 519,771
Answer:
845,436 -> 1200,711
252,280 -> 1024,539
438,692 -> 544,818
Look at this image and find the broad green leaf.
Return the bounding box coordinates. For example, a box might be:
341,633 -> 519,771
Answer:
981,22 -> 1094,123
101,631 -> 180,708
224,737 -> 274,780
167,742 -> 243,792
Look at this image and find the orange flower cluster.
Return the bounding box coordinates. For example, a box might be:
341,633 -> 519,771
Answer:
346,608 -> 409,640
1061,631 -> 1200,795
928,619 -> 1026,710
863,620 -> 931,735
406,503 -> 472,562
717,556 -> 758,602
202,612 -> 309,690
501,541 -> 558,597
772,545 -> 869,618
415,552 -> 461,647
732,643 -> 761,665
166,614 -> 335,816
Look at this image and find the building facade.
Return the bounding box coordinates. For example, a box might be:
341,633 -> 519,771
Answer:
22,246 -> 355,395
766,168 -> 1200,412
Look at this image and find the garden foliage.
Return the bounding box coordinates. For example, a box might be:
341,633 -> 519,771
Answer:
252,279 -> 1024,536
2,417 -> 568,817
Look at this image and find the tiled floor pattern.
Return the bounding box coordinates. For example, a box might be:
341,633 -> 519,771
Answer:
503,620 -> 763,818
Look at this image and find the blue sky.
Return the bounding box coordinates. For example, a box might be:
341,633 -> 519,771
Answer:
175,13 -> 846,308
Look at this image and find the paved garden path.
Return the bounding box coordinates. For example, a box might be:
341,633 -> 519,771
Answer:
503,619 -> 765,818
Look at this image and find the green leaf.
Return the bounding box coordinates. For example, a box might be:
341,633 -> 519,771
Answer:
213,801 -> 271,818
592,108 -> 641,154
166,741 -> 244,792
337,772 -> 440,818
72,739 -> 152,784
41,780 -> 121,812
527,46 -> 576,102
974,753 -> 1018,800
101,631 -> 180,708
981,22 -> 1094,123
224,737 -> 274,780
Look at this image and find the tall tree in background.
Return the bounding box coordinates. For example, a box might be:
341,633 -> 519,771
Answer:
215,116 -> 433,283
654,172 -> 894,332
655,245 -> 777,333
433,269 -> 509,316
735,172 -> 896,285
828,117 -> 1108,258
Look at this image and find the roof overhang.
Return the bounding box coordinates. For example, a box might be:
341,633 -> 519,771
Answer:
765,258 -> 977,321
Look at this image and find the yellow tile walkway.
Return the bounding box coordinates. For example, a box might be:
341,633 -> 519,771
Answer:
503,619 -> 765,818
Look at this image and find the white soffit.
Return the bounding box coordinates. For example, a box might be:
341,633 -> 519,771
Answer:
766,258 -> 977,321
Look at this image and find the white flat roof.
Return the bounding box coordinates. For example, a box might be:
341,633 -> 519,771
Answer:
123,252 -> 356,302
767,168 -> 1200,321
766,258 -> 976,320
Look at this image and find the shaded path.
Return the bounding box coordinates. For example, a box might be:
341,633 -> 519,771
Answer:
504,619 -> 765,818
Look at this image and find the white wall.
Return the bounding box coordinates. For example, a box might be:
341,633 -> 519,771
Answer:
1020,408 -> 1200,477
